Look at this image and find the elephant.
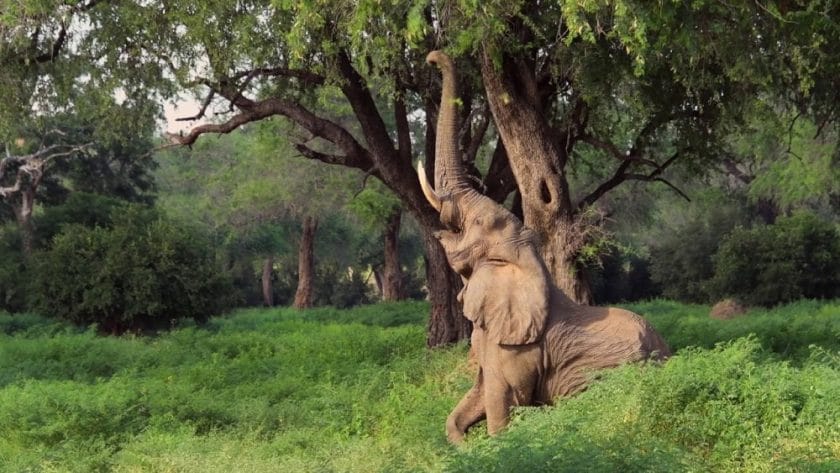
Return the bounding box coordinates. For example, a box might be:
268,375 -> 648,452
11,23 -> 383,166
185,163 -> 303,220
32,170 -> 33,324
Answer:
419,50 -> 671,444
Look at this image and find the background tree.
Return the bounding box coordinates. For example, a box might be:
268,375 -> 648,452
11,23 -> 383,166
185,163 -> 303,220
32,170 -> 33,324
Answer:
349,184 -> 407,301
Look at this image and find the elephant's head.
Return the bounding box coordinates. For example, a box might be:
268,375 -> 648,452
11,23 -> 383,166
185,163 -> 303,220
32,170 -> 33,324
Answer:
418,51 -> 550,345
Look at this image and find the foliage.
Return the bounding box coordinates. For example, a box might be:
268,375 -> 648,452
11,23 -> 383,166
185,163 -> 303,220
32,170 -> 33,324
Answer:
29,205 -> 235,332
708,213 -> 840,307
0,227 -> 26,312
33,192 -> 126,245
647,189 -> 751,303
727,104 -> 840,214
0,300 -> 837,472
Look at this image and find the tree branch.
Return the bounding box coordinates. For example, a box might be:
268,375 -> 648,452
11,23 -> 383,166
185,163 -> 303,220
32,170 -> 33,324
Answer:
578,150 -> 685,209
176,89 -> 215,121
464,104 -> 490,165
335,50 -> 397,160
169,97 -> 374,171
578,132 -> 660,168
394,84 -> 412,164
625,174 -> 691,202
483,139 -> 516,203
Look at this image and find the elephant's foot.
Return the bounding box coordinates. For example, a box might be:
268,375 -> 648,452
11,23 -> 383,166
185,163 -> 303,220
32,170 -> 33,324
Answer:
446,416 -> 466,444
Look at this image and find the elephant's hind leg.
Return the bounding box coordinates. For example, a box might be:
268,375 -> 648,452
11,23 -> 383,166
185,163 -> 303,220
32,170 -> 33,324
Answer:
446,372 -> 486,444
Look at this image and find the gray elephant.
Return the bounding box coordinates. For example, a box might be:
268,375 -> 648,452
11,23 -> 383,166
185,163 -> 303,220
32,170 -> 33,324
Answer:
419,50 -> 671,444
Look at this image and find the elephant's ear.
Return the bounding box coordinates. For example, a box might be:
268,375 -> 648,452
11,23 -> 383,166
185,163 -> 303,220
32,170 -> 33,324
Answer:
463,246 -> 549,345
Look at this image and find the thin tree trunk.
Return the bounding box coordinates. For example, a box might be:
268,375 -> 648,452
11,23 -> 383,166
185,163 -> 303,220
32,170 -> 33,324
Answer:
14,188 -> 36,256
293,216 -> 318,309
261,254 -> 274,307
381,209 -> 404,301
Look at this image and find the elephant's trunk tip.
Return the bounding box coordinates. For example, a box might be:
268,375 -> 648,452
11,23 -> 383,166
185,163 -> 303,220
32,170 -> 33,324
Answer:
426,50 -> 453,70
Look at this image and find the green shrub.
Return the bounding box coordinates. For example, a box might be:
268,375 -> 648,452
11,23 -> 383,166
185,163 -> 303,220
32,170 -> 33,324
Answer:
34,192 -> 126,247
29,205 -> 235,333
708,213 -> 840,306
448,337 -> 840,473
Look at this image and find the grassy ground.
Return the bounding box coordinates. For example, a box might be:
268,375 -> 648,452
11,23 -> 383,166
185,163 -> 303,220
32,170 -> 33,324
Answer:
0,300 -> 838,472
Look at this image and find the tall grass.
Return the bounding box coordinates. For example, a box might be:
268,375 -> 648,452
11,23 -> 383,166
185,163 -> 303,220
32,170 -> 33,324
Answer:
0,300 -> 837,472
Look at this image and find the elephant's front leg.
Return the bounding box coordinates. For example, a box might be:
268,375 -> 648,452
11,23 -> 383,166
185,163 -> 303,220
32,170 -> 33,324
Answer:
483,345 -> 540,436
446,369 -> 486,444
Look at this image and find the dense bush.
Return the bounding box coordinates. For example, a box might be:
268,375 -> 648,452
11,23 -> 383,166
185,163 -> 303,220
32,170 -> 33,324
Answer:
33,191 -> 126,246
708,213 -> 840,306
1,193 -> 129,313
29,205 -> 235,333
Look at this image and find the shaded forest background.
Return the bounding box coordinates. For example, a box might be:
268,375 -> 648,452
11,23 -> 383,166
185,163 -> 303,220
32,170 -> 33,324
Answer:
1,1 -> 839,339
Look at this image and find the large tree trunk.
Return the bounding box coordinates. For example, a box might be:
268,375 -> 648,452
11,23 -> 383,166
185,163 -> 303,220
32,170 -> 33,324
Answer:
261,254 -> 274,307
380,209 -> 404,301
293,216 -> 318,309
480,51 -> 593,304
421,228 -> 470,347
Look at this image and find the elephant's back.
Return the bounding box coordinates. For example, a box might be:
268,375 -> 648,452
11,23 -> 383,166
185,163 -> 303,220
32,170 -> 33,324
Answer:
568,306 -> 671,359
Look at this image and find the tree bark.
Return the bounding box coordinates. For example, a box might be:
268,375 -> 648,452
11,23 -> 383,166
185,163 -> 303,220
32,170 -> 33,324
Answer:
261,254 -> 274,307
380,209 -> 404,301
480,50 -> 593,304
293,216 -> 318,309
422,228 -> 470,347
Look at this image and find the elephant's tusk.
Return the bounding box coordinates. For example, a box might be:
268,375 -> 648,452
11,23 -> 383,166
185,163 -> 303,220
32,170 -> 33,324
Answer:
417,160 -> 443,212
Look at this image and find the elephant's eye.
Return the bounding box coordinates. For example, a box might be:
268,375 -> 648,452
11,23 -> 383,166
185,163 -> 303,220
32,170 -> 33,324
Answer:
474,217 -> 482,226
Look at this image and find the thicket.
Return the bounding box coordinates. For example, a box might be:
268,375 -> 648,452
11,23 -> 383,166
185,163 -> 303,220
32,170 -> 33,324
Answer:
29,205 -> 235,333
1,300 -> 837,472
649,208 -> 840,306
708,213 -> 840,306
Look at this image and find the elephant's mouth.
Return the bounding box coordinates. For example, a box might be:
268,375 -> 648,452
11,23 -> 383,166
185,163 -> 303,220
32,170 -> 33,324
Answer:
449,248 -> 474,278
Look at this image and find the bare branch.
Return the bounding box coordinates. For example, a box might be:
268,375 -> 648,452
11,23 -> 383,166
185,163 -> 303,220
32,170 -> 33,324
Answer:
579,133 -> 661,168
0,142 -> 91,198
464,104 -> 490,165
625,174 -> 691,202
169,97 -> 374,171
176,90 -> 215,122
578,150 -> 685,209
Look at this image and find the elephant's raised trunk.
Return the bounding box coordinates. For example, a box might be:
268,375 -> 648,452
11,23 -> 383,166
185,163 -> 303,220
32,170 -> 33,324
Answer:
426,51 -> 470,195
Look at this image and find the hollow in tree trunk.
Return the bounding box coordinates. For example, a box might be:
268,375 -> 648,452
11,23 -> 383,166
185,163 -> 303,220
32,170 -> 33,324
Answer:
293,216 -> 318,309
480,51 -> 593,304
261,254 -> 274,307
380,209 -> 405,301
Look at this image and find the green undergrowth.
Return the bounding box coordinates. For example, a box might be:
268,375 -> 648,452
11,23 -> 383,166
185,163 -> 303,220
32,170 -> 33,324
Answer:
0,300 -> 838,472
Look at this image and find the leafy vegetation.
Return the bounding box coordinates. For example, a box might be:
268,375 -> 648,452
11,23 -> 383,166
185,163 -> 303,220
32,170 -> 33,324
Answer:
1,300 -> 837,472
29,205 -> 235,333
708,213 -> 840,307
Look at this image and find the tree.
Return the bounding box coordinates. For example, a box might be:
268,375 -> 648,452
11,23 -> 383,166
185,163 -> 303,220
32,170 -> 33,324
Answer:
1,2 -> 159,254
10,0 -> 838,344
349,185 -> 407,301
722,101 -> 840,222
0,134 -> 91,254
156,123 -> 362,309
